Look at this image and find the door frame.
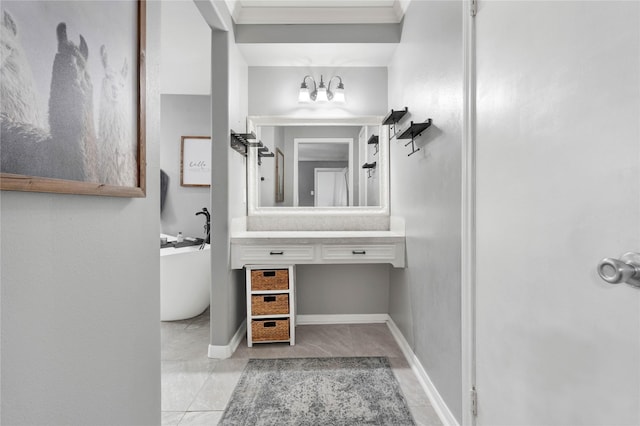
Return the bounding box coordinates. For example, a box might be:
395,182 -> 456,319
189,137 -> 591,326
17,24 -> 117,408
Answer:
461,1 -> 477,425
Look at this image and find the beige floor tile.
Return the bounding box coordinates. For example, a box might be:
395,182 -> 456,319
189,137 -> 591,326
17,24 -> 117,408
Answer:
162,359 -> 217,412
178,410 -> 223,425
188,358 -> 248,411
409,403 -> 444,426
349,323 -> 405,357
161,411 -> 185,426
162,324 -> 211,361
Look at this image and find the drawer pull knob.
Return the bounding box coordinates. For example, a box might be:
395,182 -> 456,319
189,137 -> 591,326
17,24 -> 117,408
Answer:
352,250 -> 367,255
264,296 -> 276,302
270,251 -> 284,255
262,270 -> 276,277
264,321 -> 276,328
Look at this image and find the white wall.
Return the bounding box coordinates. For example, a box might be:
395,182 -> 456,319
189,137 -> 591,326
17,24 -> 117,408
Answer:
160,0 -> 211,95
248,66 -> 387,117
387,0 -> 464,422
160,94 -> 211,238
474,2 -> 640,424
0,2 -> 161,424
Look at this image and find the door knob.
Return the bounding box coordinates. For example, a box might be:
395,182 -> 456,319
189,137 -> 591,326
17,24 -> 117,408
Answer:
597,252 -> 640,288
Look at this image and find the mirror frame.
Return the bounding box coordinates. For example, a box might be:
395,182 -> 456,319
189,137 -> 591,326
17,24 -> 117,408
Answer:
246,115 -> 389,219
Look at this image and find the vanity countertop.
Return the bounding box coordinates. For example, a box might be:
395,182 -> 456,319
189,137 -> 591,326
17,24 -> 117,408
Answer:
230,229 -> 405,245
230,217 -> 405,244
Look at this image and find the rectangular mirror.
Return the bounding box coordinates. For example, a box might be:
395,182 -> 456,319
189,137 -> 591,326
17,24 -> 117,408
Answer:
247,116 -> 389,222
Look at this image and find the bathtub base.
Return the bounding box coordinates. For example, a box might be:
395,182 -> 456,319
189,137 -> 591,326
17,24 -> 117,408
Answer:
161,244 -> 211,321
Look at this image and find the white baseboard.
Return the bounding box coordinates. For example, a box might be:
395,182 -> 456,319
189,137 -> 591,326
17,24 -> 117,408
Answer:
296,313 -> 389,325
386,318 -> 459,426
208,320 -> 246,359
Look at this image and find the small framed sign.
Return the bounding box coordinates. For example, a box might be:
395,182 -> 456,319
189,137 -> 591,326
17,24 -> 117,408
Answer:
180,136 -> 211,187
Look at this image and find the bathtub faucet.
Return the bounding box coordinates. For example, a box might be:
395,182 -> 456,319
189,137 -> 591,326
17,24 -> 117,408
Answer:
195,207 -> 210,244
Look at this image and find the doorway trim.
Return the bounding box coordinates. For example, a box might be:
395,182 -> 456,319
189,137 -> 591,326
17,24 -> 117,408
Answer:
461,1 -> 477,424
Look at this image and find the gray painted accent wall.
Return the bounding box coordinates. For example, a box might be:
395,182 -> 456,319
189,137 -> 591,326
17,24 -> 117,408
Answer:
296,265 -> 390,315
209,3 -> 249,346
160,94 -> 211,239
0,3 -> 161,424
387,1 -> 463,422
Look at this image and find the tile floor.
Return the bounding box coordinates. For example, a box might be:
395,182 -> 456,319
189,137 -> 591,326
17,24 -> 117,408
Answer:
161,309 -> 443,425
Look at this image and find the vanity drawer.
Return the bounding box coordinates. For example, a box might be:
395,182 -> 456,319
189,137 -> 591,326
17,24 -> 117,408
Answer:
237,245 -> 314,265
251,269 -> 289,291
251,294 -> 289,315
251,318 -> 290,342
321,244 -> 397,262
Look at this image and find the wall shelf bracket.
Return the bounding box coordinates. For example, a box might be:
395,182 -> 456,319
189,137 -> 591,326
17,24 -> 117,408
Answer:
230,130 -> 257,157
257,147 -> 274,166
362,161 -> 377,178
397,119 -> 433,157
382,107 -> 408,140
367,134 -> 379,155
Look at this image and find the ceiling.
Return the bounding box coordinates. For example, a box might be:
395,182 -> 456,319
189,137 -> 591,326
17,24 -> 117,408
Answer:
160,0 -> 407,94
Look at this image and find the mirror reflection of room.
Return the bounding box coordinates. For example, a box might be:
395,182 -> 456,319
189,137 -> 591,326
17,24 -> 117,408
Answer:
257,125 -> 381,208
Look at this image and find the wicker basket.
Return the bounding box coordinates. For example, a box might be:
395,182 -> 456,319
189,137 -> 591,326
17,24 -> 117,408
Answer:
251,294 -> 289,316
251,269 -> 289,291
251,318 -> 290,342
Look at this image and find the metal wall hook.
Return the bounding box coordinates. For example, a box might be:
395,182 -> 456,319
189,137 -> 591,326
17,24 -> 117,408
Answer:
597,252 -> 640,288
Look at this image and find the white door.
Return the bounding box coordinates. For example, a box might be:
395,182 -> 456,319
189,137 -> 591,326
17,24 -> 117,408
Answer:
314,168 -> 347,207
474,2 -> 639,424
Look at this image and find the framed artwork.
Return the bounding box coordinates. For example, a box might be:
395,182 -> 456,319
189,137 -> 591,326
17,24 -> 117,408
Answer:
275,148 -> 284,202
0,0 -> 146,197
180,136 -> 211,187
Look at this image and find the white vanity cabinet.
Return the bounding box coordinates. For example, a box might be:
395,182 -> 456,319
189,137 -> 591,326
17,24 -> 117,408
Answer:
230,217 -> 406,269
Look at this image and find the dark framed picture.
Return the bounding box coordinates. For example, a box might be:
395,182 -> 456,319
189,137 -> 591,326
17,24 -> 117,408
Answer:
275,148 -> 284,202
180,136 -> 211,187
0,0 -> 146,197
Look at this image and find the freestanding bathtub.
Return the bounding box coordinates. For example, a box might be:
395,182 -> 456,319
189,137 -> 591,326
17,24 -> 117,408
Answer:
160,234 -> 210,321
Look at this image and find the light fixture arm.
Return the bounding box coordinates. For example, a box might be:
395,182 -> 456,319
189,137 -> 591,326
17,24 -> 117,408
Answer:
300,75 -> 317,101
298,74 -> 345,103
327,75 -> 344,101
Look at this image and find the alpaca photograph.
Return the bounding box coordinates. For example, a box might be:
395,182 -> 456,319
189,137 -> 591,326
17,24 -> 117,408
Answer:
0,0 -> 144,197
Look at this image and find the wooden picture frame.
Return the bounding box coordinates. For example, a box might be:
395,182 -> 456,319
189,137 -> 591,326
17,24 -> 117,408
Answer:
0,1 -> 146,197
275,148 -> 285,202
180,136 -> 211,187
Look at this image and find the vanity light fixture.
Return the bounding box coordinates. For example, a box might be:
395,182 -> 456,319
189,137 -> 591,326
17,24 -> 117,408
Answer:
298,75 -> 346,103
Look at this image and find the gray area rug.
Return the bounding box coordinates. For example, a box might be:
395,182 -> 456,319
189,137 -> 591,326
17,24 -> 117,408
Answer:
219,357 -> 416,425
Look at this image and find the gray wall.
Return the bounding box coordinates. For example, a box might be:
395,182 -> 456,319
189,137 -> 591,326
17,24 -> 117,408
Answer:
0,2 -> 161,424
297,265 -> 390,315
388,1 -> 463,422
208,3 -> 249,346
160,94 -> 211,238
